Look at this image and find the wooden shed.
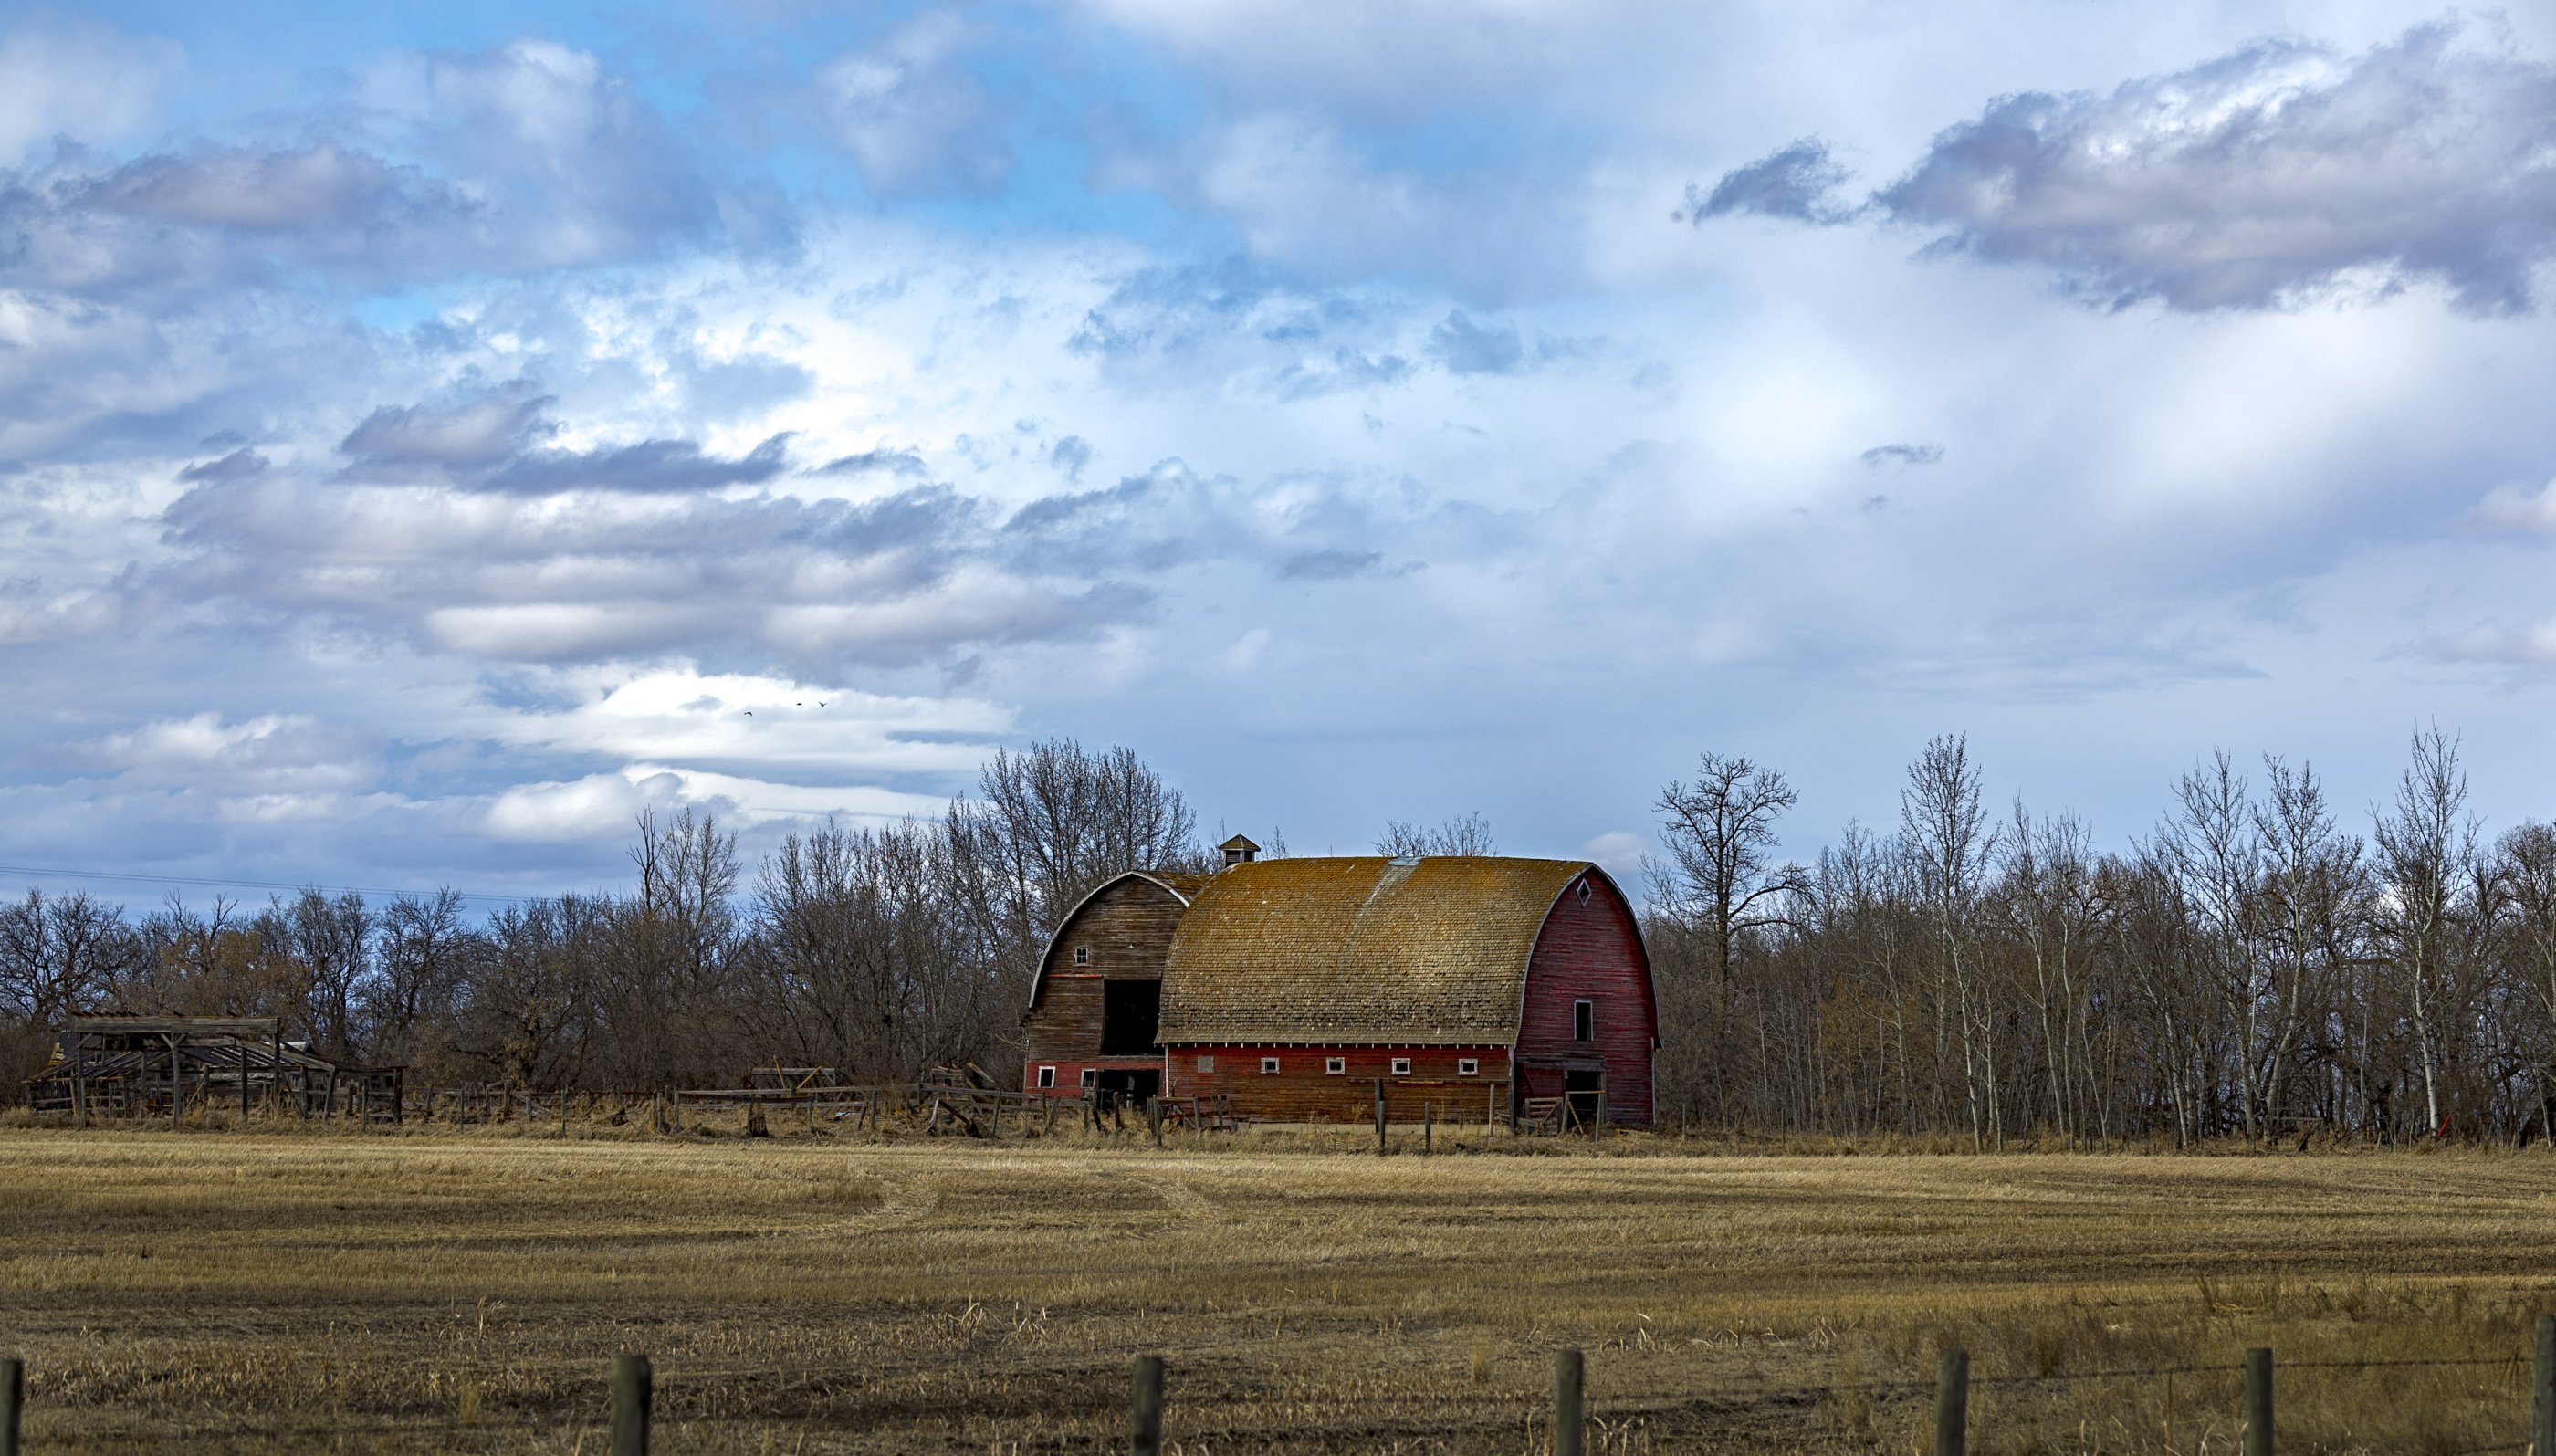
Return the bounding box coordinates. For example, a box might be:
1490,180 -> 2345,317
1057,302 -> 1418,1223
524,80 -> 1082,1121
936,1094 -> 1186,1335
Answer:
1021,854 -> 1657,1127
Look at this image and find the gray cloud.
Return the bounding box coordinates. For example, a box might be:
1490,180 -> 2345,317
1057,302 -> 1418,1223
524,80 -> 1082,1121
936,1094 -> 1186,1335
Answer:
1874,24 -> 2556,314
178,447 -> 269,482
82,144 -> 427,232
0,40 -> 759,302
1860,443 -> 1943,469
1047,435 -> 1094,480
815,445 -> 929,477
1277,548 -> 1383,580
1681,138 -> 1853,224
485,434 -> 794,496
1427,310 -> 1524,374
341,384 -> 556,469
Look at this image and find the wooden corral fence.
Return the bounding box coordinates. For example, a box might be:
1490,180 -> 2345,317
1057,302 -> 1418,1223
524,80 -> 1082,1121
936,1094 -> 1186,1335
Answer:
27,1040 -> 1605,1147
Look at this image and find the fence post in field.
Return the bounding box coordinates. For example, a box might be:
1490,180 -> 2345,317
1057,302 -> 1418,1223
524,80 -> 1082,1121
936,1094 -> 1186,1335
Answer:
2536,1315 -> 2555,1456
2,1355 -> 23,1456
1131,1353 -> 1164,1456
2244,1347 -> 2273,1456
1551,1347 -> 1585,1456
1148,1095 -> 1162,1147
1934,1347 -> 1968,1456
610,1353 -> 651,1456
1374,1078 -> 1388,1156
1423,1100 -> 1432,1154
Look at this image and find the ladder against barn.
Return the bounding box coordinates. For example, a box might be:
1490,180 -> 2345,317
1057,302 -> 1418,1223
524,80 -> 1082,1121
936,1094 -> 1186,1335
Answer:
26,1016 -> 405,1125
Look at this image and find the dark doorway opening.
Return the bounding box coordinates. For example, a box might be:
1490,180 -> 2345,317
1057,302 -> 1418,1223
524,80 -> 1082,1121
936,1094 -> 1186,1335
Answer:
1564,1068 -> 1606,1130
1100,979 -> 1161,1054
1095,1068 -> 1161,1108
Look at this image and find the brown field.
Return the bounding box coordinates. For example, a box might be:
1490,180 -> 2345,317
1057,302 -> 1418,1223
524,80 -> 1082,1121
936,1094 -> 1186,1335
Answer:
3,1116 -> 2554,1453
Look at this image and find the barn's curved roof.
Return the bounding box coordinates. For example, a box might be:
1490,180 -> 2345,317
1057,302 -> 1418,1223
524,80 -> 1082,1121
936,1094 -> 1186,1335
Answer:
1156,855 -> 1596,1045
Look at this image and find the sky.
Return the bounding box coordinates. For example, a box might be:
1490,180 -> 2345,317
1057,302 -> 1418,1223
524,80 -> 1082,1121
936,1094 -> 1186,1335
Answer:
2,0 -> 2553,905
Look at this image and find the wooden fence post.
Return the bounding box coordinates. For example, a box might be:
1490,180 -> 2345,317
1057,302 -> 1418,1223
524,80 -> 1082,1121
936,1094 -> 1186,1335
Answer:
1373,1079 -> 1387,1156
1551,1347 -> 1585,1456
2535,1315 -> 2555,1456
1131,1353 -> 1163,1456
1934,1347 -> 1967,1456
2244,1347 -> 2272,1456
2,1355 -> 22,1456
611,1353 -> 651,1456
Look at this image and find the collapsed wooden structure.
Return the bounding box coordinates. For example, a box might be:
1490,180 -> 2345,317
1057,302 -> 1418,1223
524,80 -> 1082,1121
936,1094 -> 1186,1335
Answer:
25,1016 -> 404,1124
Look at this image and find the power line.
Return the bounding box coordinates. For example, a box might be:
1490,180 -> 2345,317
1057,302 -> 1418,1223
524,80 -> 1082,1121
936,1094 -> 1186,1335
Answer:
0,862 -> 552,906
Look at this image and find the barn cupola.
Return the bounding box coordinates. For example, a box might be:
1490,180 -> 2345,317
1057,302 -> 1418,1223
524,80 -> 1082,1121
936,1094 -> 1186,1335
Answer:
1219,834 -> 1260,867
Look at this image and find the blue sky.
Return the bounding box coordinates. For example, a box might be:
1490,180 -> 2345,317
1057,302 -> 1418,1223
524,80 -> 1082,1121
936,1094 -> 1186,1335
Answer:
3,0 -> 2553,902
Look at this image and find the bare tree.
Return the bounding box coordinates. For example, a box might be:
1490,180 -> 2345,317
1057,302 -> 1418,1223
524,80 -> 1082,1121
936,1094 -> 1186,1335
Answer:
1650,754 -> 1802,1128
1375,812 -> 1496,857
2373,726 -> 2479,1137
1901,736 -> 1998,1146
2499,821 -> 2556,1132
2159,752 -> 2269,1137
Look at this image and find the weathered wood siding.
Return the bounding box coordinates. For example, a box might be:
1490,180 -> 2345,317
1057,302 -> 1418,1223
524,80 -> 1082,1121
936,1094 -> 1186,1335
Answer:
1163,1045 -> 1512,1122
1514,871 -> 1657,1126
1022,875 -> 1188,1090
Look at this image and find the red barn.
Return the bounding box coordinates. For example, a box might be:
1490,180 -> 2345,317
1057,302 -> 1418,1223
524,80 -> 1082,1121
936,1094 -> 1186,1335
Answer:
1021,846 -> 1657,1127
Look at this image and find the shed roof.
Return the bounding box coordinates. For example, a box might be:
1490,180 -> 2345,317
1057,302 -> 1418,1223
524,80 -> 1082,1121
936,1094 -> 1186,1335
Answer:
1157,855 -> 1593,1045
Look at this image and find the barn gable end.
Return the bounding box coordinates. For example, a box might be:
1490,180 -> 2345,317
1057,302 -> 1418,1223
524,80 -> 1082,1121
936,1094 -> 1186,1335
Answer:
1021,870 -> 1204,1097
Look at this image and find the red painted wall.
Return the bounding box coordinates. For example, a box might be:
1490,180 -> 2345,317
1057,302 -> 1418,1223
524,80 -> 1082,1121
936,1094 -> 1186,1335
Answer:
1163,1044 -> 1512,1122
1514,871 -> 1658,1126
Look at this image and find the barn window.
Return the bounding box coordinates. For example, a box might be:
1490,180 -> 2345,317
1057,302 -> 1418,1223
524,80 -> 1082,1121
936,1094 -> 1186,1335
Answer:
1198,1054 -> 1215,1073
1576,878 -> 1592,906
1325,1056 -> 1346,1074
1390,1057 -> 1412,1076
1458,1058 -> 1479,1076
1261,1056 -> 1281,1074
1037,1065 -> 1056,1088
1574,1000 -> 1594,1041
1073,946 -> 1090,966
1080,1068 -> 1097,1088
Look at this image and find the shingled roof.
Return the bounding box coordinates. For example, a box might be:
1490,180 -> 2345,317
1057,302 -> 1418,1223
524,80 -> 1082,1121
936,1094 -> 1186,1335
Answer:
1156,855 -> 1592,1045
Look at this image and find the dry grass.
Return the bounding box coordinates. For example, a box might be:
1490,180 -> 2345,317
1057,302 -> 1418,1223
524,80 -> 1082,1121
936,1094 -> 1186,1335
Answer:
2,1114 -> 2551,1452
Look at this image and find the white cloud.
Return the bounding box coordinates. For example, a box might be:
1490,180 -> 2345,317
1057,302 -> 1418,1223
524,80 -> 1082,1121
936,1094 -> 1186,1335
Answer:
1579,831 -> 1648,884
818,12 -> 1011,197
0,18 -> 180,164
2474,478 -> 2556,533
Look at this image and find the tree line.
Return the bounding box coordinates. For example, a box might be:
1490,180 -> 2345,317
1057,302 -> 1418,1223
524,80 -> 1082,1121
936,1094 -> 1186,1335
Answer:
7,725 -> 2551,1146
1647,728 -> 2556,1146
0,739 -> 1208,1096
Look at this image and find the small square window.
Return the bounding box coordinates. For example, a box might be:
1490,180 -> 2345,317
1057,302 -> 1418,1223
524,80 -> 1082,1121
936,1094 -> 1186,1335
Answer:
1198,1054 -> 1215,1073
1574,999 -> 1594,1042
1390,1057 -> 1412,1076
1073,946 -> 1090,966
1325,1056 -> 1346,1074
1261,1056 -> 1281,1074
1080,1067 -> 1097,1088
1458,1058 -> 1479,1076
1036,1065 -> 1056,1088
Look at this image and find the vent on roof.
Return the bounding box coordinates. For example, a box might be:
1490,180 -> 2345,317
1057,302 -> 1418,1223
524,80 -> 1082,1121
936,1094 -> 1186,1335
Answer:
1388,854 -> 1419,866
1220,834 -> 1260,866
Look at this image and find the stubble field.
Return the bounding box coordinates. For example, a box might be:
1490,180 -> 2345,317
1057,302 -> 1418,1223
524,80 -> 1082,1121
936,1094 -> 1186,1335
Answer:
3,1120 -> 2553,1453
